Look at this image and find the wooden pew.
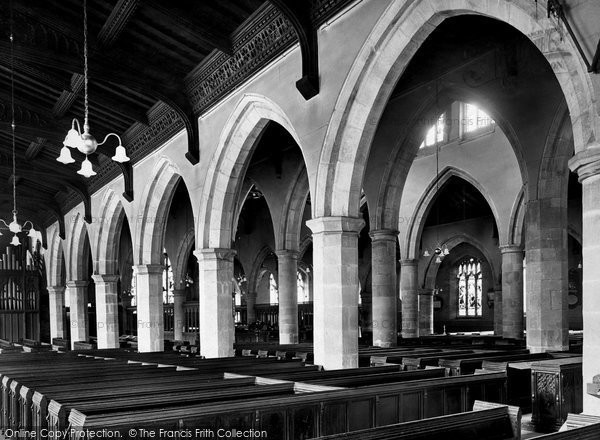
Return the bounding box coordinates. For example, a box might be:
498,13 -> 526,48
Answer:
401,349 -> 502,370
47,382 -> 298,434
262,365 -> 402,382
305,368 -> 446,388
532,414 -> 600,439
439,351 -> 546,376
311,400 -> 521,439
67,372 -> 508,439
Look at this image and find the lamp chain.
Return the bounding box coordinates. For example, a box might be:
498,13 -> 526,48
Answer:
83,0 -> 89,131
10,0 -> 16,216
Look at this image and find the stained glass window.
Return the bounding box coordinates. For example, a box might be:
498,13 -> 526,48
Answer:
297,271 -> 306,303
457,258 -> 483,317
163,253 -> 174,304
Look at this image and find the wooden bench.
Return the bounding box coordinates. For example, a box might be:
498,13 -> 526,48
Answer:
68,371 -> 508,439
305,368 -> 446,388
533,413 -> 600,439
312,400 -> 521,439
439,351 -> 545,376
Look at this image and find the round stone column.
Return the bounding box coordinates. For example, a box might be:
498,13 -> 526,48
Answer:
92,274 -> 121,349
47,286 -> 66,341
369,230 -> 398,347
133,264 -> 164,352
66,280 -> 89,349
173,289 -> 186,341
275,250 -> 299,344
400,259 -> 419,338
306,216 -> 364,369
500,245 -> 524,340
246,291 -> 257,324
569,147 -> 600,414
195,248 -> 236,358
418,289 -> 434,336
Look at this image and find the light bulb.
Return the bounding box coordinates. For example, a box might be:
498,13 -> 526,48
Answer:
111,145 -> 130,163
56,146 -> 76,164
77,157 -> 97,178
10,235 -> 20,246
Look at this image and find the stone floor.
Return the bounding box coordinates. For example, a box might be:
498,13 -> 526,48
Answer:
521,413 -> 547,439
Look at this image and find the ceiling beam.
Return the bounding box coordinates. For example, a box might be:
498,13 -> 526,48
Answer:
269,0 -> 319,100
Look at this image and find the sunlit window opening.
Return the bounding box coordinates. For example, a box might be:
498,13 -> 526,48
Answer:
463,103 -> 494,133
421,113 -> 446,148
297,271 -> 307,303
457,258 -> 483,317
269,273 -> 278,304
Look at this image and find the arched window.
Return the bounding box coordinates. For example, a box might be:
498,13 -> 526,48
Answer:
420,113 -> 446,148
163,252 -> 174,304
269,273 -> 278,304
457,258 -> 482,317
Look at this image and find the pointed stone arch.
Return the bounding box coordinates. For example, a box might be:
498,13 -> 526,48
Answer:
46,225 -> 65,287
134,157 -> 183,265
66,211 -> 91,281
278,166 -> 309,251
315,0 -> 598,220
95,189 -> 128,275
404,167 -> 501,259
198,93 -> 305,249
172,228 -> 195,290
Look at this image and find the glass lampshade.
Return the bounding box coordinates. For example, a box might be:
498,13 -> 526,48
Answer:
112,145 -> 130,163
77,157 -> 97,178
63,127 -> 83,149
56,146 -> 76,164
10,235 -> 20,246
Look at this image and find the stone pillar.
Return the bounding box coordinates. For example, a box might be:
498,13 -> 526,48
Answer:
494,288 -> 503,336
418,289 -> 434,336
306,216 -> 364,369
173,289 -> 186,341
569,148 -> 600,413
400,259 -> 419,338
246,291 -> 257,324
134,264 -> 164,352
92,274 -> 120,349
369,230 -> 398,347
47,286 -> 66,341
196,249 -> 235,358
66,280 -> 89,349
500,245 -> 524,340
275,250 -> 299,344
525,199 -> 568,352
360,292 -> 372,343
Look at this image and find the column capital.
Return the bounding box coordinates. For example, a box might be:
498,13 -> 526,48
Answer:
47,286 -> 66,294
400,259 -> 419,267
193,248 -> 236,262
568,144 -> 600,182
66,280 -> 89,288
306,216 -> 365,235
369,229 -> 398,242
275,249 -> 299,260
499,244 -> 524,254
91,274 -> 120,284
133,264 -> 163,275
173,289 -> 186,299
246,291 -> 257,299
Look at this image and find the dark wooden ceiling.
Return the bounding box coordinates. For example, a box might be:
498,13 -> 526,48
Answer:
0,0 -> 350,240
